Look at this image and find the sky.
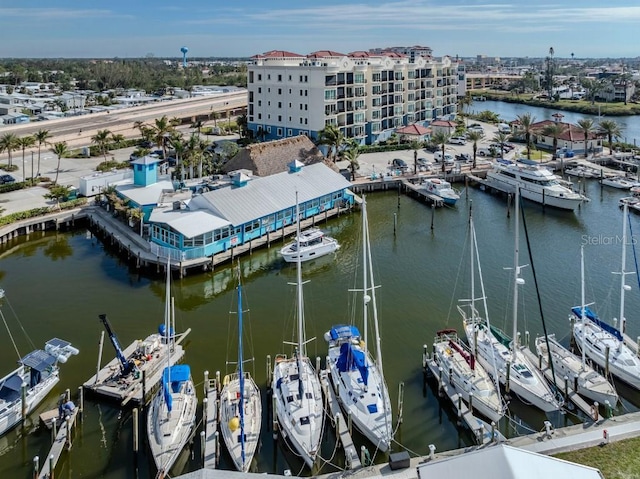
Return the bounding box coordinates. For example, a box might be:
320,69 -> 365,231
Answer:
1,0 -> 638,59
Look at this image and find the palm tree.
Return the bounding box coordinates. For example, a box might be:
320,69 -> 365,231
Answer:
110,133 -> 126,149
577,118 -> 596,158
191,119 -> 203,138
317,124 -> 345,163
340,139 -> 361,181
466,131 -> 483,169
0,133 -> 20,168
51,141 -> 69,185
34,129 -> 52,177
91,129 -> 112,161
237,113 -> 248,138
17,135 -> 35,181
516,113 -> 536,160
491,131 -> 509,158
431,131 -> 449,173
152,116 -> 174,162
541,123 -> 566,160
169,133 -> 186,181
410,140 -> 421,174
598,119 -> 622,155
458,93 -> 473,123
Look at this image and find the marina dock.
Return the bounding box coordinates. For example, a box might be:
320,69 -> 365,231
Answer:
83,329 -> 191,406
520,345 -> 597,419
318,369 -> 362,470
203,372 -> 220,470
424,356 -> 499,445
37,407 -> 79,479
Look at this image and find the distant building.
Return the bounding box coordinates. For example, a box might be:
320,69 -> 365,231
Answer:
522,119 -> 604,155
246,47 -> 457,146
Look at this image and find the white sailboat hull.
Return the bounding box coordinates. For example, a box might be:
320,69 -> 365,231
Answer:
147,377 -> 198,476
429,336 -> 505,423
273,356 -> 324,469
535,335 -> 618,406
464,319 -> 562,413
326,344 -> 392,451
219,373 -> 262,473
574,322 -> 640,391
0,368 -> 59,436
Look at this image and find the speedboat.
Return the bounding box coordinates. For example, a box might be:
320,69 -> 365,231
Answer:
421,178 -> 460,205
280,227 -> 339,263
486,159 -> 587,210
564,165 -> 601,179
601,176 -> 640,190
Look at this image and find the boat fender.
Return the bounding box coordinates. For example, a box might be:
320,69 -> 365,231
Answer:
229,416 -> 240,431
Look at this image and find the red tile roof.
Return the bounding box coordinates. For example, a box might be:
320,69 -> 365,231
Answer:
396,124 -> 431,135
348,51 -> 371,58
307,50 -> 345,58
430,120 -> 457,127
531,120 -> 600,141
260,50 -> 304,58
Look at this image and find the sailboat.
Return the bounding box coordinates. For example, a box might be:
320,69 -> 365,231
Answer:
0,289 -> 79,436
534,246 -> 618,407
572,202 -> 640,390
272,194 -> 324,469
147,262 -> 197,478
463,192 -> 563,413
219,265 -> 262,472
324,195 -> 393,452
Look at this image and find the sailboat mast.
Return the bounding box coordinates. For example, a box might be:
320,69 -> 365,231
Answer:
580,245 -> 587,368
365,201 -> 384,375
362,197 -> 369,351
237,272 -> 246,468
511,191 -> 521,362
295,194 -> 305,357
619,203 -> 628,335
470,212 -> 476,320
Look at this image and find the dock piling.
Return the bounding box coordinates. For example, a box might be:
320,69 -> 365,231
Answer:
132,408 -> 139,453
33,456 -> 39,479
49,455 -> 54,479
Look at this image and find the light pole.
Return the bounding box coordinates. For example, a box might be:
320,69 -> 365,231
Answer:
31,151 -> 34,181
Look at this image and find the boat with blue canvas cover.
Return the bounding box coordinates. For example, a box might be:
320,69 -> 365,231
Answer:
325,196 -> 393,453
0,289 -> 78,437
571,204 -> 640,391
147,263 -> 197,478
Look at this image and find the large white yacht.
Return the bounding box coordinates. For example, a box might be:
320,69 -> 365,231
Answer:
486,160 -> 586,210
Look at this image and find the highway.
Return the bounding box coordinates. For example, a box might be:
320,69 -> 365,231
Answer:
1,91 -> 248,149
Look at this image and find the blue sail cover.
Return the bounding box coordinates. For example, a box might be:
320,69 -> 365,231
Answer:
162,364 -> 191,412
336,342 -> 368,386
330,325 -> 361,341
571,306 -> 623,342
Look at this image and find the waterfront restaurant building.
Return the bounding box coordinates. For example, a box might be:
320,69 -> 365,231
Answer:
145,161 -> 354,261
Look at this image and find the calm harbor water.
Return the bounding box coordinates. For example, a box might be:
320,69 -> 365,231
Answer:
472,100 -> 640,146
1,181 -> 640,478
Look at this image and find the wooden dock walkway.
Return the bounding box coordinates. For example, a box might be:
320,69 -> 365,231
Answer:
83,329 -> 190,406
318,369 -> 362,470
520,346 -> 598,419
402,180 -> 445,207
424,357 -> 499,445
37,408 -> 79,479
203,374 -> 219,469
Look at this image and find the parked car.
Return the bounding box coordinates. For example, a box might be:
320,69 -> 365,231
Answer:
0,174 -> 16,184
455,153 -> 472,163
466,125 -> 484,135
417,157 -> 432,167
391,158 -> 409,172
449,136 -> 467,145
434,151 -> 454,164
477,146 -> 497,157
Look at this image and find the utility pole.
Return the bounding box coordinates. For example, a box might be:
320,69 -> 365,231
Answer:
546,47 -> 555,100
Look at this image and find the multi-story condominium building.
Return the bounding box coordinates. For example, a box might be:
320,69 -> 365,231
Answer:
246,48 -> 458,145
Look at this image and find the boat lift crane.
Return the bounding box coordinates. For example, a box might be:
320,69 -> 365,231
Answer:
98,314 -> 138,377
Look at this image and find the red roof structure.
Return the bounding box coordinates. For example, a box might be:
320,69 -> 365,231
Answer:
395,124 -> 431,136
430,120 -> 457,128
531,120 -> 600,141
307,50 -> 345,58
260,50 -> 304,58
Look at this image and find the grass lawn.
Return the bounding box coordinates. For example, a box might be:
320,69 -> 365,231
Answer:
554,436 -> 640,479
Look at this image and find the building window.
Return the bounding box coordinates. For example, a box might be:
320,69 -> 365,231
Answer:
278,102 -> 282,108
305,90 -> 308,96
258,87 -> 261,93
258,100 -> 261,106
325,89 -> 336,100
305,104 -> 308,110
277,128 -> 283,136
268,74 -> 271,80
258,74 -> 262,81
249,72 -> 254,83
304,75 -> 308,82
288,75 -> 292,81
266,126 -> 271,133
289,102 -> 292,108
299,75 -> 303,82
278,88 -> 282,95
288,129 -> 293,136
299,89 -> 303,95
305,118 -> 308,124
289,89 -> 292,94
278,115 -> 282,122
288,116 -> 292,122
300,117 -> 303,124
300,103 -> 303,110
258,113 -> 262,119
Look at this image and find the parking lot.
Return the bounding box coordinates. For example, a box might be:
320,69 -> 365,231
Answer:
340,120 -> 518,178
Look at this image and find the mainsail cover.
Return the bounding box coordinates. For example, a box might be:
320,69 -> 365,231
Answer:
336,342 -> 368,386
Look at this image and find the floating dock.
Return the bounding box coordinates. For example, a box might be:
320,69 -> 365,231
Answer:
83,329 -> 191,406
319,369 -> 362,470
424,355 -> 502,445
520,345 -> 598,419
37,407 -> 79,479
203,372 -> 220,470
